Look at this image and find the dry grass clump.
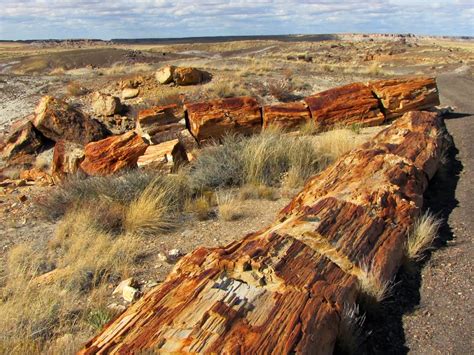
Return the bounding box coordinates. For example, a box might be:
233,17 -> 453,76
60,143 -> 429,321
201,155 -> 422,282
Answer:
316,128 -> 366,162
124,178 -> 180,236
266,79 -> 294,102
357,262 -> 393,309
335,303 -> 366,354
406,212 -> 442,261
238,184 -> 278,201
184,194 -> 214,220
206,80 -> 251,98
216,191 -> 242,221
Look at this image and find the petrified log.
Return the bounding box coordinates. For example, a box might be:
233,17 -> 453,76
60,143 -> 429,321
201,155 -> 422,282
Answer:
80,111 -> 448,354
136,104 -> 186,144
304,82 -> 385,128
186,96 -> 262,143
262,102 -> 311,130
137,139 -> 188,172
1,121 -> 45,160
173,67 -> 204,86
80,132 -> 148,176
51,140 -> 85,181
369,77 -> 440,119
33,96 -> 108,144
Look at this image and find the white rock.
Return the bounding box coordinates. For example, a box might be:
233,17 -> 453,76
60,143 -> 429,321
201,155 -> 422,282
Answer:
122,285 -> 140,302
113,277 -> 135,295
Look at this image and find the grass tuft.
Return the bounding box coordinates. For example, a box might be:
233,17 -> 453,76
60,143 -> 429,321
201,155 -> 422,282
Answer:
406,211 -> 442,261
216,191 -> 242,221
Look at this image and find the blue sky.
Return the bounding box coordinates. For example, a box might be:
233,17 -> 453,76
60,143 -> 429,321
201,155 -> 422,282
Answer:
0,0 -> 473,40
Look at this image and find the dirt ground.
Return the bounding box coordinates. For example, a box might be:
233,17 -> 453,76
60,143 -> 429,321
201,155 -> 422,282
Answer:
0,34 -> 473,353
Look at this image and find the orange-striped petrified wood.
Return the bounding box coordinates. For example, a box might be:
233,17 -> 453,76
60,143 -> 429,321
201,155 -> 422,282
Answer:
80,111 -> 449,354
262,102 -> 311,130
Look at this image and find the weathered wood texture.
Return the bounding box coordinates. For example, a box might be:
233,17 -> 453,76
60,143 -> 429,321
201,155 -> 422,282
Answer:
262,102 -> 311,130
80,111 -> 449,354
304,82 -> 385,128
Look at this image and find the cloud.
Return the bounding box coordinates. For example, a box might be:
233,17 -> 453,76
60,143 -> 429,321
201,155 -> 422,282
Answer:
0,0 -> 472,40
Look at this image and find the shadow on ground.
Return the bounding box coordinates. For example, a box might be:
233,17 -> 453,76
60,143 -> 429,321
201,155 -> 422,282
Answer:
354,138 -> 463,355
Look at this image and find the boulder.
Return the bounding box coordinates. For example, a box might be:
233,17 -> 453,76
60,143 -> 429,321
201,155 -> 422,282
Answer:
136,105 -> 186,144
155,65 -> 176,84
91,92 -> 123,116
173,67 -> 203,86
304,82 -> 385,128
262,102 -> 311,130
1,121 -> 44,160
32,96 -> 108,144
369,77 -> 440,119
177,129 -> 199,161
80,132 -> 148,176
122,88 -> 139,100
137,139 -> 188,172
186,96 -> 262,142
51,140 -> 85,181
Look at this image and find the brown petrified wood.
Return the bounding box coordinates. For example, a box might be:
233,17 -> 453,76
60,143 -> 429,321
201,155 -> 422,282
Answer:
304,82 -> 385,128
80,132 -> 148,176
263,102 -> 311,130
80,111 -> 448,354
135,104 -> 186,144
186,96 -> 262,143
369,77 -> 440,119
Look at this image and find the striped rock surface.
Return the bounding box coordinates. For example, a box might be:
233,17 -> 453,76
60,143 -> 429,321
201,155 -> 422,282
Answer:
80,111 -> 448,354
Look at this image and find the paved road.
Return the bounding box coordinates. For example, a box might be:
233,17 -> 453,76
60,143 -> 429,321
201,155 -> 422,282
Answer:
402,72 -> 473,354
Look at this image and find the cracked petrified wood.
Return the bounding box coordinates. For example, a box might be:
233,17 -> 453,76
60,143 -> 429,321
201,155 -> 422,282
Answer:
186,96 -> 262,143
304,82 -> 385,128
80,111 -> 448,354
262,102 -> 311,130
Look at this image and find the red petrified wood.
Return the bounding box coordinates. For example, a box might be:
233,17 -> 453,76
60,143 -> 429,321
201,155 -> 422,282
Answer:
263,102 -> 311,130
80,111 -> 449,354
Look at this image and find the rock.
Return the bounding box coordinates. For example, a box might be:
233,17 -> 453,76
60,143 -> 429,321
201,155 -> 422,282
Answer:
80,132 -> 148,176
35,147 -> 55,171
122,285 -> 140,302
136,105 -> 185,144
369,77 -> 440,119
92,92 -> 123,116
304,82 -> 385,128
108,303 -> 127,313
173,67 -> 204,86
167,248 -> 183,263
263,102 -> 311,130
19,168 -> 52,184
137,139 -> 188,172
155,65 -> 176,84
51,140 -> 85,181
186,96 -> 262,143
79,110 -> 449,354
119,76 -> 144,89
32,96 -> 108,144
1,121 -> 45,160
122,88 -> 139,99
113,278 -> 136,295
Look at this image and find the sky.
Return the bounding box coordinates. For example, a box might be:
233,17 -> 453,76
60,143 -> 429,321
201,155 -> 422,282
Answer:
0,0 -> 473,40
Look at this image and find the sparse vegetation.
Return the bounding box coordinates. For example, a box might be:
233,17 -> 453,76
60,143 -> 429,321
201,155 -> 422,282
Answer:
67,81 -> 88,96
357,262 -> 393,309
335,303 -> 366,354
406,211 -> 442,261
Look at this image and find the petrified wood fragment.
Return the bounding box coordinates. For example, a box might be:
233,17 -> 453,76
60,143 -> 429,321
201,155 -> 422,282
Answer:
80,132 -> 148,176
136,104 -> 186,144
369,77 -> 440,119
304,82 -> 385,128
263,102 -> 311,130
81,110 -> 448,354
186,96 -> 262,143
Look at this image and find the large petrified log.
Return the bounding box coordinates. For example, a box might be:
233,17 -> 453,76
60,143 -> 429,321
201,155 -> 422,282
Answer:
369,77 -> 440,119
186,96 -> 262,143
80,111 -> 448,354
304,82 -> 385,128
262,102 -> 311,130
80,132 -> 148,176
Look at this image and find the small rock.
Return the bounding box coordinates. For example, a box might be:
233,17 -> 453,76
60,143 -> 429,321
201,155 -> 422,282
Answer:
167,248 -> 183,263
107,303 -> 127,313
18,195 -> 27,203
157,252 -> 167,262
113,277 -> 136,295
122,285 -> 140,302
122,88 -> 139,99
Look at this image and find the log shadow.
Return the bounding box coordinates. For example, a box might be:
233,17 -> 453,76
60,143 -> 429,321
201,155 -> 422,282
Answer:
356,141 -> 462,355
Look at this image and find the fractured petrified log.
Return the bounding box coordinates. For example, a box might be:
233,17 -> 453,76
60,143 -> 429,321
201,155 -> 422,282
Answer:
304,82 -> 385,128
80,111 -> 449,354
33,96 -> 108,144
137,139 -> 188,172
369,77 -> 440,119
186,96 -> 262,143
1,121 -> 45,160
80,132 -> 148,176
51,140 -> 85,181
135,104 -> 186,144
262,102 -> 311,130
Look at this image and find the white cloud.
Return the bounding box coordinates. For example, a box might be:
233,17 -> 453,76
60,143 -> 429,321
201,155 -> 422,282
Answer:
0,0 -> 472,39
